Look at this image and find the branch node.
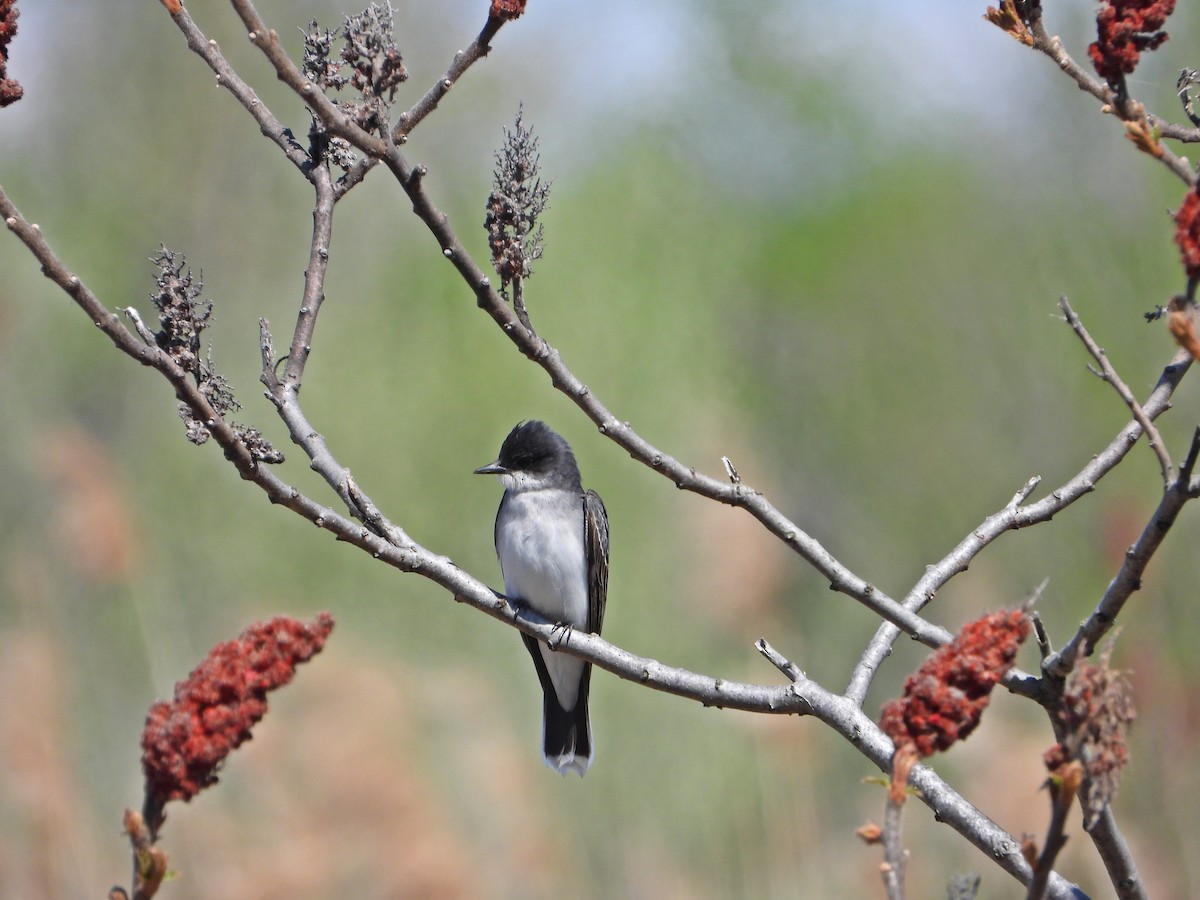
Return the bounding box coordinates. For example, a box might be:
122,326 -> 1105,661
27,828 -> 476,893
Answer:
1059,295 -> 1172,483
122,306 -> 157,345
721,455 -> 741,484
1007,474 -> 1042,510
1031,611 -> 1053,661
756,638 -> 804,683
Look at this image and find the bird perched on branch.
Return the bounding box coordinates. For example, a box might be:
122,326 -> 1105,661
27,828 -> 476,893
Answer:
475,421 -> 609,776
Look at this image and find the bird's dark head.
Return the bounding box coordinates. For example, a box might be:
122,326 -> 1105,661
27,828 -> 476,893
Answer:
474,420 -> 581,490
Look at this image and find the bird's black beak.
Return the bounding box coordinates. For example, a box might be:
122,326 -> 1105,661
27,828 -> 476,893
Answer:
474,461 -> 506,475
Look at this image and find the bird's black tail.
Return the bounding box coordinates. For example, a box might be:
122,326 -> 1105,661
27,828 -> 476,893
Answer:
522,634 -> 594,776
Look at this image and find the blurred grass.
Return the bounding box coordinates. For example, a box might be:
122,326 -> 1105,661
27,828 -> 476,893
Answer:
3,1 -> 1200,897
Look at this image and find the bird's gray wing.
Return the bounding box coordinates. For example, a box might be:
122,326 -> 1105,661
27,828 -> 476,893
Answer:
583,489 -> 609,635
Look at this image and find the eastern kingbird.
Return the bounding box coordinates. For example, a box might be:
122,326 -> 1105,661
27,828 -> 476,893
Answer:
475,420 -> 609,776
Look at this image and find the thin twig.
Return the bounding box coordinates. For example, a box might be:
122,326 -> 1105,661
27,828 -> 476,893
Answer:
1181,424 -> 1200,492
333,155 -> 378,200
1154,116 -> 1200,144
846,336 -> 1190,705
343,475 -> 420,552
122,307 -> 157,344
511,275 -> 534,334
1007,475 -> 1042,510
1086,807 -> 1147,900
167,4 -> 311,175
1057,296 -> 1172,485
259,319 -> 361,519
755,638 -> 804,683
1044,429 -> 1200,679
122,808 -> 168,900
1021,578 -> 1050,613
1030,612 -> 1053,662
280,164 -> 336,389
1026,766 -> 1077,900
393,16 -> 506,140
881,793 -> 907,900
1023,18 -> 1195,185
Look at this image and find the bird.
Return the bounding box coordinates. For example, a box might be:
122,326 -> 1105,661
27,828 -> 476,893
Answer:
475,420 -> 609,776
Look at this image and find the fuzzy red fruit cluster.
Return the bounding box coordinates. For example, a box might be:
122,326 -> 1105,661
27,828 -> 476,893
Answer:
490,0 -> 527,21
1043,644 -> 1134,824
141,613 -> 335,805
1087,0 -> 1175,84
0,0 -> 23,107
1174,185 -> 1200,280
880,609 -> 1030,757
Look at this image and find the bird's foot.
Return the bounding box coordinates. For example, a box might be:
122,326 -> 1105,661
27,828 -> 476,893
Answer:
548,622 -> 574,650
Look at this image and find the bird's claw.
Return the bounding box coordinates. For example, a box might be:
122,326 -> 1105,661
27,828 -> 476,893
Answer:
548,622 -> 574,650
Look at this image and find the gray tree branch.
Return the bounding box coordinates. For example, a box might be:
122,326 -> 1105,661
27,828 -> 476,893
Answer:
8,1 -> 1192,895
0,182 -> 1085,898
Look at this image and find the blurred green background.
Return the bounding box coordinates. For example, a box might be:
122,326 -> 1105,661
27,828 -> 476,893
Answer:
2,0 -> 1199,897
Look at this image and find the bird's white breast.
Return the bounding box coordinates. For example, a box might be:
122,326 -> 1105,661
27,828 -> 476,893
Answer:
495,484 -> 591,711
496,488 -> 589,629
